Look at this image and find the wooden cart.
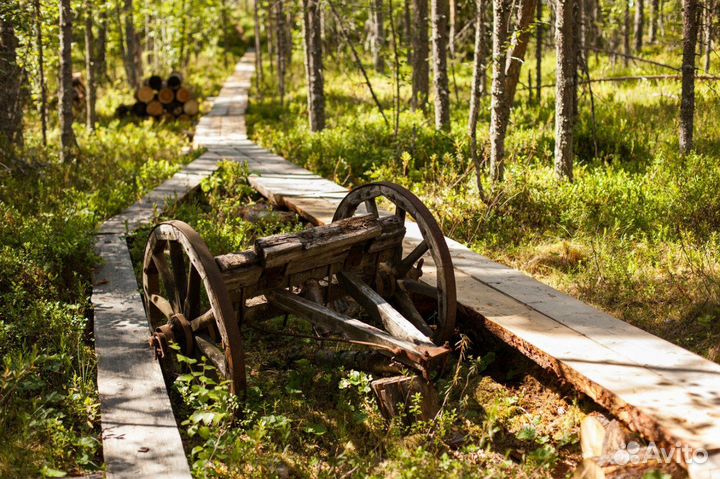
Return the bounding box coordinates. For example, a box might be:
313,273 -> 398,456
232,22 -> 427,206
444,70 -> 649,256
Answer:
142,182 -> 457,395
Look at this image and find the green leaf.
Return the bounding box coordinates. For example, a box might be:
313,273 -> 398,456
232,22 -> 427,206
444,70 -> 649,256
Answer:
303,423 -> 327,436
41,466 -> 67,478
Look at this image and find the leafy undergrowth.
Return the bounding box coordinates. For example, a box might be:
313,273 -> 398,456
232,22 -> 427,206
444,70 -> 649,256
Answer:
129,162 -> 597,478
0,52 -> 243,477
247,51 -> 720,362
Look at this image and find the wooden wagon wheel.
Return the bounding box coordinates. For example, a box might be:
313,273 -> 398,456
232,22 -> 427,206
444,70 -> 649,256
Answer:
333,182 -> 457,343
142,220 -> 246,395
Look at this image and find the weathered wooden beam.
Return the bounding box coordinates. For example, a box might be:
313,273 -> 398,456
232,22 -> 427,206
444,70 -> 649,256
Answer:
337,271 -> 435,347
267,289 -> 430,356
255,214 -> 381,268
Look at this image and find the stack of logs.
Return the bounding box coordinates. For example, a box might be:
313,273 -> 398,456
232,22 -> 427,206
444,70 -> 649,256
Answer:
116,73 -> 199,121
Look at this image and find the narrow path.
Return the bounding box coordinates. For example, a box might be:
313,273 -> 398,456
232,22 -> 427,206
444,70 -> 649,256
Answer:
91,54 -> 260,478
93,50 -> 720,478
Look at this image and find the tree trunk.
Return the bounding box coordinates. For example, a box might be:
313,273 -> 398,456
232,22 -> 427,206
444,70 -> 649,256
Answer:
0,14 -> 23,150
97,7 -> 108,81
85,0 -> 97,131
254,0 -> 264,86
277,0 -> 287,105
431,0 -> 450,130
535,0 -> 542,102
573,0 -> 580,118
303,0 -> 325,131
634,0 -> 644,51
60,0 -> 76,163
486,0 -> 536,182
411,0 -> 430,111
624,0 -> 631,65
554,0 -> 575,180
404,0 -> 412,59
504,0 -> 538,106
680,0 -> 699,154
489,0 -> 512,182
285,7 -> 294,70
469,0 -> 487,195
124,0 -> 139,88
449,0 -> 456,57
705,0 -> 713,72
372,0 -> 386,72
267,0 -> 275,75
33,0 -> 48,146
649,0 -> 659,43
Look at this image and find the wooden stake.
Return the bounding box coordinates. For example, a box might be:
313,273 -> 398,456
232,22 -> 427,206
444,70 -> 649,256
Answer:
371,375 -> 440,422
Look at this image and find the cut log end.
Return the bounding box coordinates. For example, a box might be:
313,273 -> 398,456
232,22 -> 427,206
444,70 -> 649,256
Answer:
176,87 -> 192,103
136,85 -> 155,103
158,88 -> 176,104
183,98 -> 199,116
146,100 -> 164,117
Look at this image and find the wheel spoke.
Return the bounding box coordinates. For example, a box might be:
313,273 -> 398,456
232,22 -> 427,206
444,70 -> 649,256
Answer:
396,240 -> 428,277
395,204 -> 406,223
365,197 -> 379,217
150,293 -> 175,319
184,264 -> 201,319
169,241 -> 187,308
152,250 -> 181,313
190,308 -> 215,332
398,278 -> 438,298
392,288 -> 433,337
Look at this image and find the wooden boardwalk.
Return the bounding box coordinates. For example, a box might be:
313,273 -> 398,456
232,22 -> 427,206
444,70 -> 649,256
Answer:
91,56 -> 256,478
93,50 -> 720,477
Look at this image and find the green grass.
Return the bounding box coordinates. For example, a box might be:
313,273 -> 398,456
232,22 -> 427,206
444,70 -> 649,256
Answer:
247,43 -> 720,364
0,45 -> 244,476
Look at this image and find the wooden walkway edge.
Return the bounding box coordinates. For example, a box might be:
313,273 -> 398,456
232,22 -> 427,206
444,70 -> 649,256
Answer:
91,54 -> 256,478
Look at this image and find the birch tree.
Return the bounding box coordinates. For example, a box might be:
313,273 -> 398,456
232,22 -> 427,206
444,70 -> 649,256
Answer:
411,0 -> 430,111
554,0 -> 575,179
489,0 -> 512,181
679,0 -> 699,154
0,11 -> 23,150
59,0 -> 77,162
303,0 -> 325,131
431,0 -> 450,130
488,0 -> 537,182
469,0 -> 487,192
